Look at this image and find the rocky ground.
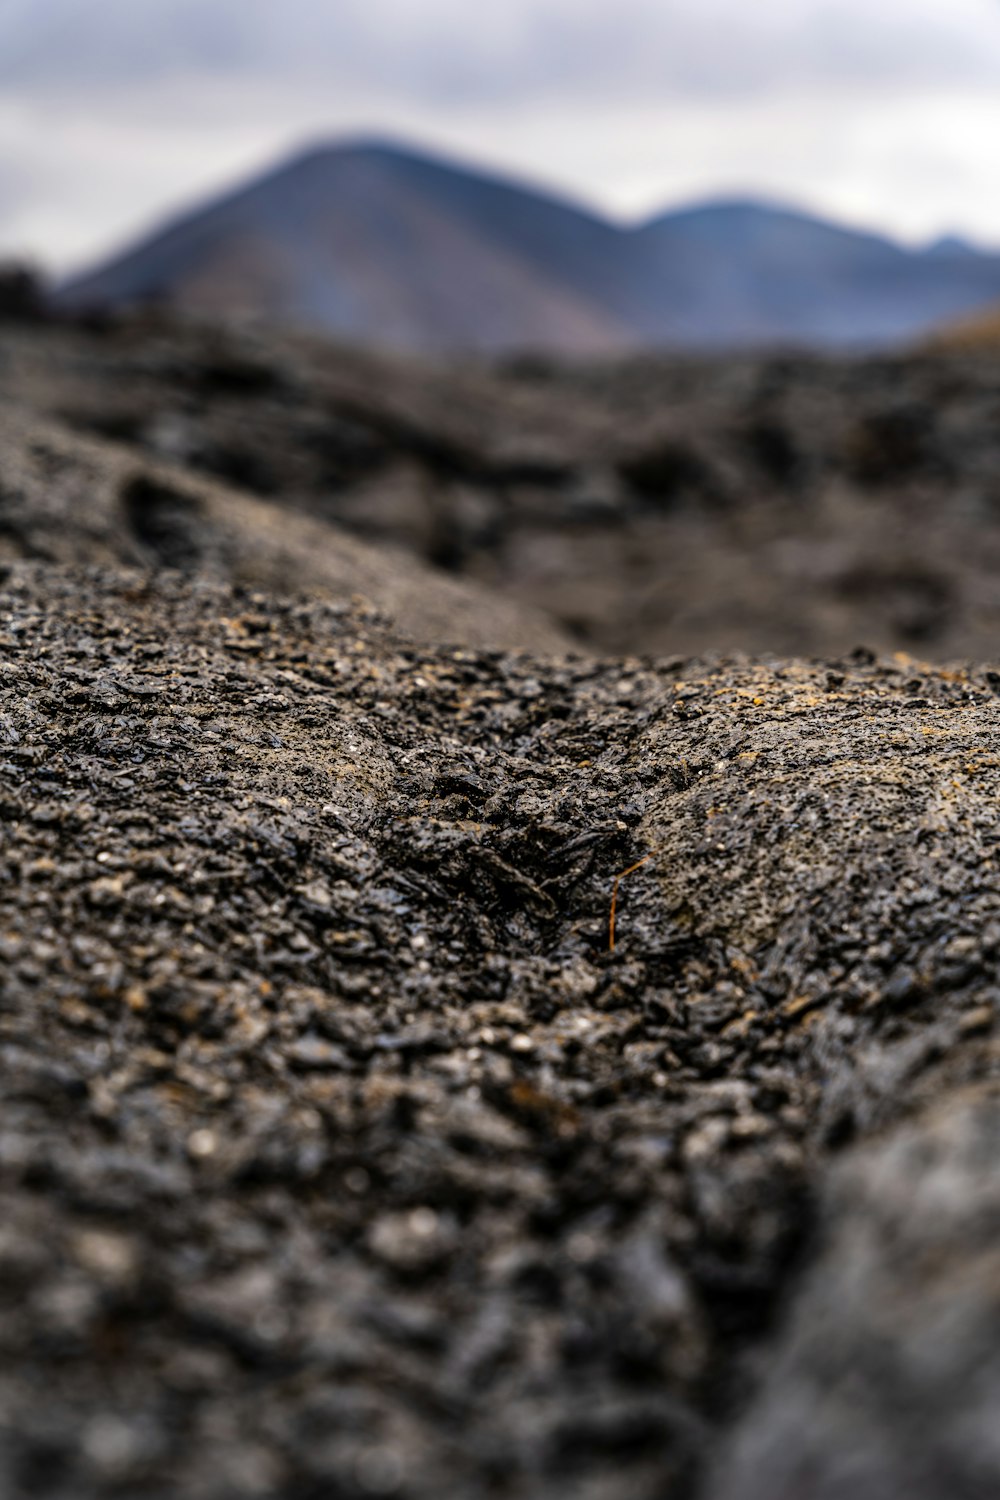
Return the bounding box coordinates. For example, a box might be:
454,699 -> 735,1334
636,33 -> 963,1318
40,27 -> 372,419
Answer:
0,406 -> 566,655
2,313 -> 1000,1498
5,314 -> 1000,658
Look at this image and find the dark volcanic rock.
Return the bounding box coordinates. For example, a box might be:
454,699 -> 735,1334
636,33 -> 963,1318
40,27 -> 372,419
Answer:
2,563 -> 1000,1498
6,320 -> 1000,661
0,406 -> 568,654
0,263 -> 47,324
709,1086 -> 1000,1500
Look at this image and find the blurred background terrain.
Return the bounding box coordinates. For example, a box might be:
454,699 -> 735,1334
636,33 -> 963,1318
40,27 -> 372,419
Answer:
4,2 -> 1000,663
2,308 -> 1000,661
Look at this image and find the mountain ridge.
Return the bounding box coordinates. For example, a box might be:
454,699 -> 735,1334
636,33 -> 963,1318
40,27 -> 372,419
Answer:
57,136 -> 1000,353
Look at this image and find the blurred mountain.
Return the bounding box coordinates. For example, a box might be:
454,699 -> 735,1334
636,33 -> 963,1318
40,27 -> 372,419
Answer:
57,138 -> 1000,353
924,234 -> 979,259
58,141 -> 636,356
634,200 -> 1000,347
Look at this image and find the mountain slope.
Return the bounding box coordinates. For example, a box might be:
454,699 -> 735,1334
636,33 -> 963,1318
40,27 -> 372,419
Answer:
59,141 -> 636,355
58,139 -> 1000,352
637,199 -> 1000,346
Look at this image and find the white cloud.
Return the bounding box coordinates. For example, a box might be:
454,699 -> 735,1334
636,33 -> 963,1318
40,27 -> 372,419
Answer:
7,0 -> 1000,100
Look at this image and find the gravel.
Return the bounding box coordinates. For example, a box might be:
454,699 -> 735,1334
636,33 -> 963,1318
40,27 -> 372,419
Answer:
3,559 -> 1000,1497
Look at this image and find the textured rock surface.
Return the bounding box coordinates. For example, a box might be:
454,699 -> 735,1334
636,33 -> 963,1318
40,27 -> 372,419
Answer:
0,408 -> 568,654
710,1086 -> 1000,1500
6,319 -> 1000,659
2,561 -> 1000,1497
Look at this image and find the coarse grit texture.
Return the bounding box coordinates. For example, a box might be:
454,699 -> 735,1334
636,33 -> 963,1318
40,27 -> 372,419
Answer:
3,562 -> 1000,1499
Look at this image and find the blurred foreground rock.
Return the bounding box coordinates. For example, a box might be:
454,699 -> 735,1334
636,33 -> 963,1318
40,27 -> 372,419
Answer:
710,1087 -> 1000,1500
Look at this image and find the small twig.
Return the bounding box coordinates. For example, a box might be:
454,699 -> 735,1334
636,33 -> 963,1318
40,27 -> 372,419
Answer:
609,848 -> 661,952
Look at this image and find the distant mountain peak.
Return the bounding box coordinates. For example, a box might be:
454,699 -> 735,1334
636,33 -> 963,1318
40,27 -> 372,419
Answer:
57,135 -> 1000,354
924,234 -> 979,259
647,194 -> 811,224
287,135 -> 434,167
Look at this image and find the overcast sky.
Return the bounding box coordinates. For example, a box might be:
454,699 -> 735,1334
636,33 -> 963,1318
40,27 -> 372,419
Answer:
4,0 -> 1000,273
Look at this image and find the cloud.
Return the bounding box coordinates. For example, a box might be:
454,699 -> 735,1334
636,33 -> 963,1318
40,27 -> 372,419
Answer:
5,0 -> 1000,103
